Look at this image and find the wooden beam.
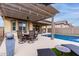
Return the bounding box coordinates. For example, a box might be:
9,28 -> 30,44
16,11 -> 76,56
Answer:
16,3 -> 49,16
0,3 -> 58,23
39,19 -> 52,23
1,5 -> 45,20
1,4 -> 48,21
30,4 -> 52,16
36,4 -> 59,15
33,15 -> 51,21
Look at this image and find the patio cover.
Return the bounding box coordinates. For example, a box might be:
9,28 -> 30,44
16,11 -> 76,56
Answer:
0,3 -> 59,24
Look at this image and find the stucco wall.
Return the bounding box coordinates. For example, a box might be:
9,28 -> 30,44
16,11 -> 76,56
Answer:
3,17 -> 18,36
3,16 -> 51,36
28,21 -> 33,31
3,17 -> 12,34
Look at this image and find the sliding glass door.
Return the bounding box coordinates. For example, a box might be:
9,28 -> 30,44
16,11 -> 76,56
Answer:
18,21 -> 27,32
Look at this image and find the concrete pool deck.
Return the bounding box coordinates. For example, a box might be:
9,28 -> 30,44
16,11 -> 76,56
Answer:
0,33 -> 79,56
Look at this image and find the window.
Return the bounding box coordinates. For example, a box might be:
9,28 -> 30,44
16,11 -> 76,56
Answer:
12,20 -> 16,31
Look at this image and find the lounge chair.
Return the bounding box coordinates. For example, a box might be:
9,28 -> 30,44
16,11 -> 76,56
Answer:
62,44 -> 79,55
37,48 -> 56,56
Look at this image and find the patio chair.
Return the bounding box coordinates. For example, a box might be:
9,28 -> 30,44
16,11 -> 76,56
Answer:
37,48 -> 56,56
27,30 -> 35,43
62,44 -> 79,55
17,30 -> 26,44
34,31 -> 38,40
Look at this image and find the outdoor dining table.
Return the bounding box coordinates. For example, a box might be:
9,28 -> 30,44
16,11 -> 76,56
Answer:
55,45 -> 71,55
22,33 -> 30,40
23,33 -> 29,36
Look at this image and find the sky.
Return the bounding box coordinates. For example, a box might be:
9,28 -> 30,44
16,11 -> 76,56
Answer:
0,16 -> 4,27
51,3 -> 79,26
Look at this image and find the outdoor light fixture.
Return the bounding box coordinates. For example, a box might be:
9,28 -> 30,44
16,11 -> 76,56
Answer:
27,16 -> 29,19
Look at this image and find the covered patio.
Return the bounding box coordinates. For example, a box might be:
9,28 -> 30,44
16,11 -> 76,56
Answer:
0,3 -> 58,36
0,3 -> 59,45
0,3 -> 79,56
0,3 -> 59,56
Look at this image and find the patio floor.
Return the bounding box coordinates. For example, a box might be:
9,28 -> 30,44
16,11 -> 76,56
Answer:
0,33 -> 79,56
15,33 -> 58,56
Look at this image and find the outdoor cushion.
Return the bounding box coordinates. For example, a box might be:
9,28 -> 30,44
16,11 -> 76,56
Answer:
37,48 -> 56,56
63,44 -> 79,55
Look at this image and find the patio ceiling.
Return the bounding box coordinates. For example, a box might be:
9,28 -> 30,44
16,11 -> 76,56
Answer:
36,18 -> 52,25
0,3 -> 59,23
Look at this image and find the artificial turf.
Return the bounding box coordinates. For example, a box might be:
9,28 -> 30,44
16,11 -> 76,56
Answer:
51,48 -> 77,56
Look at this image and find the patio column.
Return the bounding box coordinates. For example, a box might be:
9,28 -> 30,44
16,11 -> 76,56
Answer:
3,16 -> 12,34
51,17 -> 55,40
28,21 -> 33,31
46,25 -> 48,33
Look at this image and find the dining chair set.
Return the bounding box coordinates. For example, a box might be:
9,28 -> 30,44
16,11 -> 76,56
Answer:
17,30 -> 38,44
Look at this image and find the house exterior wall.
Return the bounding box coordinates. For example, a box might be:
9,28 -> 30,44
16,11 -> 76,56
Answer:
55,24 -> 70,28
55,25 -> 61,28
3,17 -> 34,36
28,21 -> 33,31
3,16 -> 52,37
3,17 -> 19,36
3,17 -> 12,34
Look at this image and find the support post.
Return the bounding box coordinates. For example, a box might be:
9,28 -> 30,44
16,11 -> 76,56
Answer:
46,25 -> 48,33
51,17 -> 55,40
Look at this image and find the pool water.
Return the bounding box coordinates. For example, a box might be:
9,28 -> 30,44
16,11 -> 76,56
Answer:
47,34 -> 79,43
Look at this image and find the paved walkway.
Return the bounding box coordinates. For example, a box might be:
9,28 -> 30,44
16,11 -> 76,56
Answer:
15,34 -> 57,56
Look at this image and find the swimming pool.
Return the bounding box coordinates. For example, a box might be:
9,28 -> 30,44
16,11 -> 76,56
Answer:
47,34 -> 79,43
